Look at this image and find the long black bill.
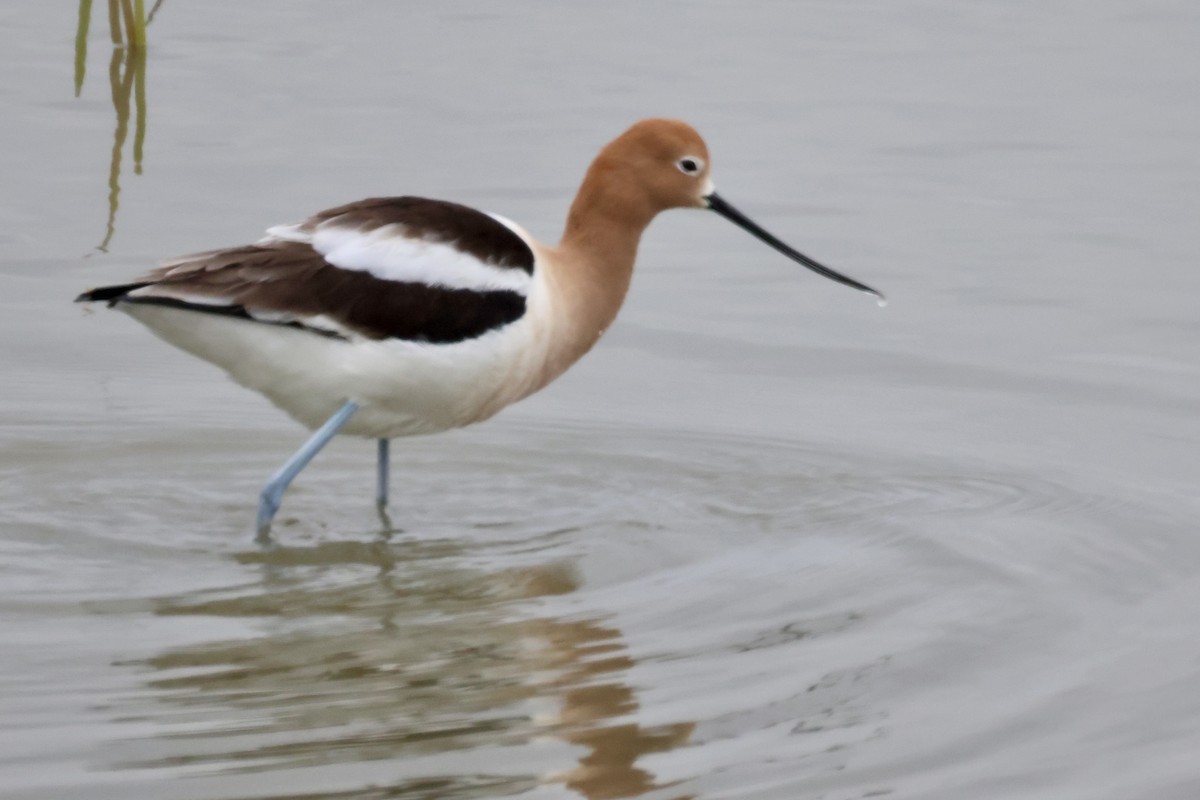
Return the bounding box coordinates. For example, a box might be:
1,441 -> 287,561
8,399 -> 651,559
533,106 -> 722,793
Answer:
706,192 -> 884,302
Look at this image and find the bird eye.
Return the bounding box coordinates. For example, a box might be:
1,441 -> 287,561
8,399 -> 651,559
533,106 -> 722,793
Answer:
676,157 -> 703,175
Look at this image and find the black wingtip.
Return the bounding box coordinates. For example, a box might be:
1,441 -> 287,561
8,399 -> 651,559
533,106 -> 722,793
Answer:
75,283 -> 150,304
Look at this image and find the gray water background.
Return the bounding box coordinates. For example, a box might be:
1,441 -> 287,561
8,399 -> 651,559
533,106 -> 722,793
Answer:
1,2 -> 1199,798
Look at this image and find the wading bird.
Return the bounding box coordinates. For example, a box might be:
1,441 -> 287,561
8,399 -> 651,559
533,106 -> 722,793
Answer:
77,119 -> 882,541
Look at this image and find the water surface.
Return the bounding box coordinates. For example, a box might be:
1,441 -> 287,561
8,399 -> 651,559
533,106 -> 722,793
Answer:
2,2 -> 1199,798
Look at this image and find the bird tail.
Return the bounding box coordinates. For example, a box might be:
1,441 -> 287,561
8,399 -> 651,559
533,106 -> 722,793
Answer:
74,283 -> 151,305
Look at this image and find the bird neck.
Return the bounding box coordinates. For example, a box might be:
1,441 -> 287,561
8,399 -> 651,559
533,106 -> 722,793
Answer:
527,163 -> 657,383
557,158 -> 656,317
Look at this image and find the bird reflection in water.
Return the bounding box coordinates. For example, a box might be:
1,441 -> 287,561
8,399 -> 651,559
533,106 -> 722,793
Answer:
539,617 -> 695,799
108,536 -> 694,799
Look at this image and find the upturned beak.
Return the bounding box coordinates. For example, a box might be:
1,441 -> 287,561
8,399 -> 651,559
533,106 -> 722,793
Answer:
706,192 -> 884,302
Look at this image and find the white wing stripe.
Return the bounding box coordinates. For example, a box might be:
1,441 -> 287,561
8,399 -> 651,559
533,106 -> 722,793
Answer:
311,224 -> 532,295
262,223 -> 311,244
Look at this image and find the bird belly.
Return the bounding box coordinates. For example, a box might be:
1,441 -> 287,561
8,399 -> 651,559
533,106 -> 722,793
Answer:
122,303 -> 551,439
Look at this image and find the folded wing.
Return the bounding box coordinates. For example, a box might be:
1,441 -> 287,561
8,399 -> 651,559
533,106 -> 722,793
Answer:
77,197 -> 536,344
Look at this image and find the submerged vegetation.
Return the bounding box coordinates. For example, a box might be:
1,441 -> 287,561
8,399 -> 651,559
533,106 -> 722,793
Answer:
74,0 -> 165,251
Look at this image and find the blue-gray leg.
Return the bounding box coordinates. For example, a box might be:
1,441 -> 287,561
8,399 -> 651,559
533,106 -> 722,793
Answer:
256,400 -> 360,541
375,438 -> 395,532
376,438 -> 390,508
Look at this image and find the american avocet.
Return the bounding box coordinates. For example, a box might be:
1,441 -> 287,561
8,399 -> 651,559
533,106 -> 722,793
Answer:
77,119 -> 882,540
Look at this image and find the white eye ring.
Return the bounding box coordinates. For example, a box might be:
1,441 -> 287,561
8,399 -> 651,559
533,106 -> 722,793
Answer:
676,156 -> 704,175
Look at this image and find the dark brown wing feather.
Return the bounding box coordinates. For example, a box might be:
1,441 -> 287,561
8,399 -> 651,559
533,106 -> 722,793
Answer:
298,196 -> 534,272
126,242 -> 526,343
76,197 -> 533,344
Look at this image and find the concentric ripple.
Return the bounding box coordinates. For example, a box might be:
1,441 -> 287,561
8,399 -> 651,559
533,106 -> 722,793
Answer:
2,420 -> 1193,799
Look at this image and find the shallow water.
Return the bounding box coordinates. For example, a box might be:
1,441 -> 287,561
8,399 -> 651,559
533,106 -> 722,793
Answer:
2,2 -> 1200,798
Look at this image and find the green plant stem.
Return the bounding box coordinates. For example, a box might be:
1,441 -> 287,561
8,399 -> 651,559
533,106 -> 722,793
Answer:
132,45 -> 147,173
130,0 -> 147,47
107,0 -> 121,44
74,0 -> 93,96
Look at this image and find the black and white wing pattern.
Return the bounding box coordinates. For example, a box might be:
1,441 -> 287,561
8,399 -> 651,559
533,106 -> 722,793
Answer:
78,197 -> 537,344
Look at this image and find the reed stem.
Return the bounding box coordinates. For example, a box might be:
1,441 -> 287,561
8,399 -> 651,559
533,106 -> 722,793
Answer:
130,0 -> 147,48
74,0 -> 93,96
132,45 -> 147,173
106,0 -> 121,44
